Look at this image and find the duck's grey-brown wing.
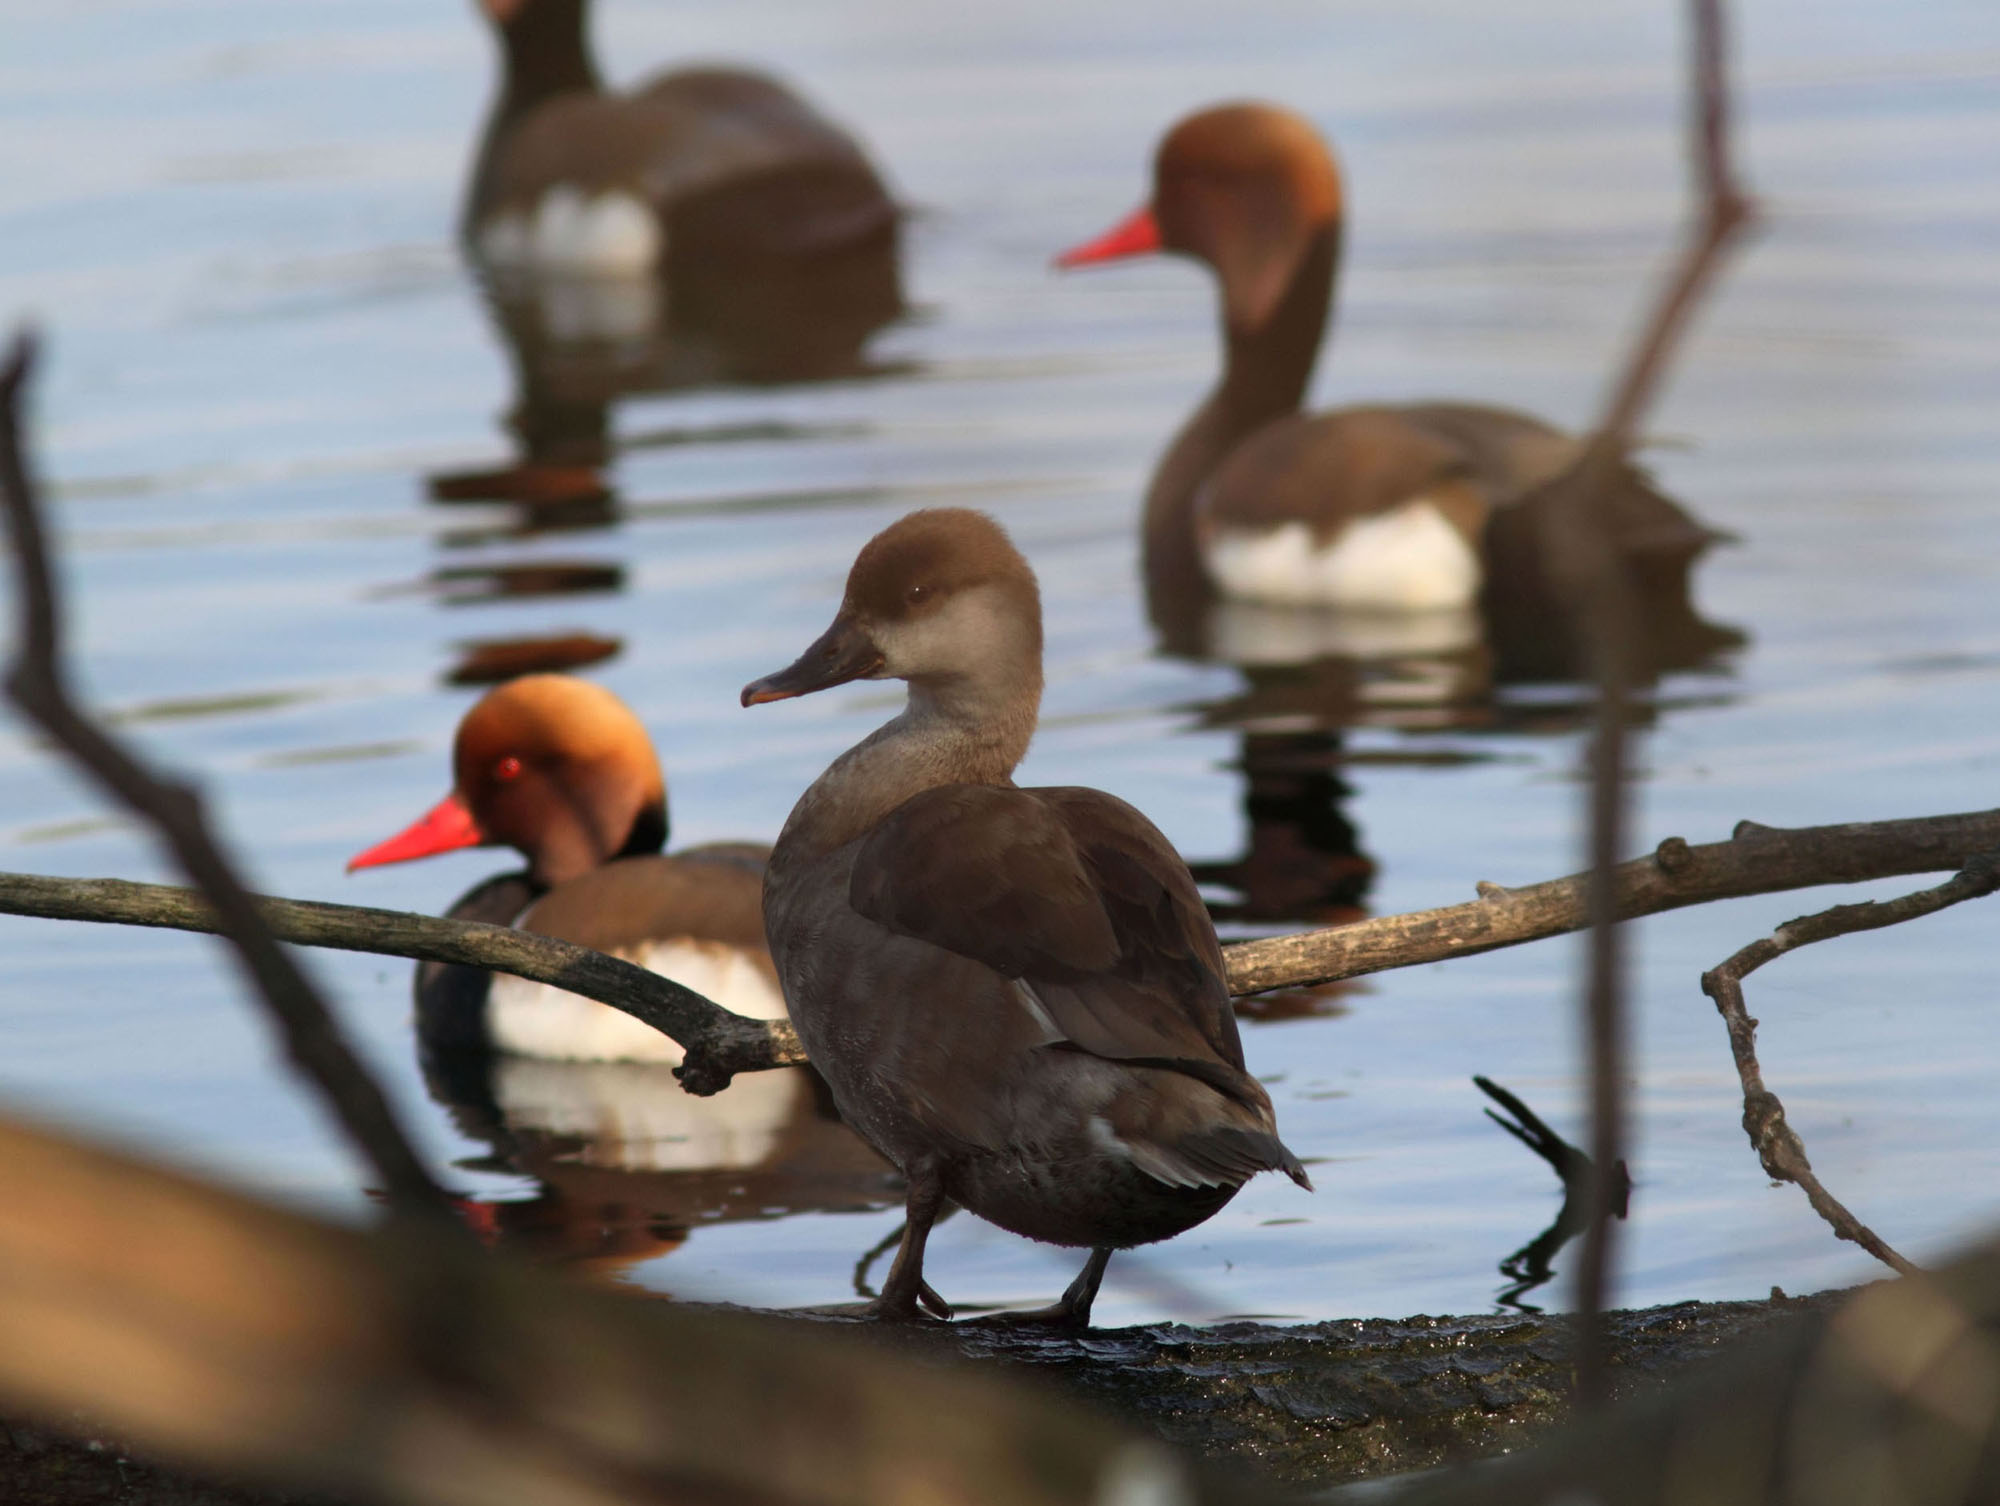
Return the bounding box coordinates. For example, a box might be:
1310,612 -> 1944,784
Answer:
1197,406 -> 1486,544
483,68 -> 892,238
847,783 -> 1256,1102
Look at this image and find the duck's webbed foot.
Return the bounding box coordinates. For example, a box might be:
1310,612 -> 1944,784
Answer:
964,1246 -> 1112,1332
863,1278 -> 955,1322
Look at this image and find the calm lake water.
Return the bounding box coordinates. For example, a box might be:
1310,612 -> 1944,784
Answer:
2,0 -> 1997,1326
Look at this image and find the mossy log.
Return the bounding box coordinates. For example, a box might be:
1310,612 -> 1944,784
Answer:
2,1289 -> 1839,1505
852,1291 -> 1845,1487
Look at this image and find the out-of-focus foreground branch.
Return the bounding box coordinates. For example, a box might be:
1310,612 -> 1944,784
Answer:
1700,852 -> 2000,1277
1527,0 -> 1755,1400
0,1109 -> 1195,1506
0,334 -> 453,1220
5,1102 -> 1998,1506
1393,1234 -> 2000,1506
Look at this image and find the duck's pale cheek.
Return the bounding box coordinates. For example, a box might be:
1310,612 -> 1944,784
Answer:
1204,499 -> 1482,612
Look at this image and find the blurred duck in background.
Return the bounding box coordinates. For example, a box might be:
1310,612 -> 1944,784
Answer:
437,0 -> 904,502
1058,102 -> 1734,685
743,509 -> 1310,1327
344,675 -> 883,1242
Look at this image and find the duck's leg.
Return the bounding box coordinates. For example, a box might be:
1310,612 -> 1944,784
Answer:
869,1161 -> 953,1322
968,1246 -> 1114,1331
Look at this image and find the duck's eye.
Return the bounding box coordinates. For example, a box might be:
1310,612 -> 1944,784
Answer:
904,582 -> 932,606
494,755 -> 523,782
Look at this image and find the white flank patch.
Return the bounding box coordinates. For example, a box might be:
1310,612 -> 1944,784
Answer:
1205,598 -> 1482,668
487,937 -> 787,1064
476,185 -> 662,276
491,1058 -> 809,1173
1205,498 -> 1481,612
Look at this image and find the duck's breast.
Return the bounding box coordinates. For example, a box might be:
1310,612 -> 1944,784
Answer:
487,852 -> 784,1064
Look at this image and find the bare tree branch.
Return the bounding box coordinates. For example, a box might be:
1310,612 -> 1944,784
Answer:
1698,853 -> 2000,1276
2,807 -> 1995,1095
1523,0 -> 1756,1400
1221,807 -> 2000,994
0,332 -> 455,1220
0,870 -> 805,1092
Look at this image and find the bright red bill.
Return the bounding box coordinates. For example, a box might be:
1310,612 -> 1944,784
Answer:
346,791 -> 485,872
1054,204 -> 1162,268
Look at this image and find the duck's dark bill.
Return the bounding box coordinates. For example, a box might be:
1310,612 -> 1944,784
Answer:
742,616 -> 885,706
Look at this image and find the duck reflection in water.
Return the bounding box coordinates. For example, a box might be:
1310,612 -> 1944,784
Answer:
435,1058 -> 902,1277
1474,1076 -> 1631,1313
346,673 -> 898,1273
431,0 -> 905,509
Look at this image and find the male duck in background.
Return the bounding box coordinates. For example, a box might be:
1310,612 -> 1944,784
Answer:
348,674 -> 894,1253
1058,102 -> 1736,684
441,0 -> 904,499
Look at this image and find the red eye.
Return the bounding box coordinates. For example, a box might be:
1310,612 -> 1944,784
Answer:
494,755 -> 523,782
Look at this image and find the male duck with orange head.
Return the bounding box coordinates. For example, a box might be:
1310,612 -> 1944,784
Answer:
1059,102 -> 1725,664
349,673 -> 783,1061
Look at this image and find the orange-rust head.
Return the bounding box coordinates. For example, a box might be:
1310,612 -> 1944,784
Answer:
350,674 -> 666,887
1060,102 -> 1343,335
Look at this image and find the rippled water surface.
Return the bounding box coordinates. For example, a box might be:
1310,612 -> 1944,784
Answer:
3,0 -> 1998,1325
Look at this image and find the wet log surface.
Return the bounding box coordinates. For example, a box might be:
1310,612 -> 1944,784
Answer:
894,1291 -> 1844,1486
1,1289 -> 1843,1504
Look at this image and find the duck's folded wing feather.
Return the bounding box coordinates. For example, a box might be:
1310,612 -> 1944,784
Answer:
848,784 -> 1255,1095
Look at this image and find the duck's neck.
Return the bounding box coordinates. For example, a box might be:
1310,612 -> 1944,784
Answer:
467,0 -> 601,224
497,0 -> 599,115
778,671 -> 1042,861
1142,226 -> 1341,610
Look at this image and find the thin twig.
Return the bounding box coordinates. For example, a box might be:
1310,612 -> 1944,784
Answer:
0,332 -> 455,1219
1698,854 -> 2000,1276
1528,0 -> 1755,1402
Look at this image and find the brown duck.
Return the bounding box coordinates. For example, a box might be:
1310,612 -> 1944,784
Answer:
1058,102 -> 1723,662
743,508 -> 1310,1327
